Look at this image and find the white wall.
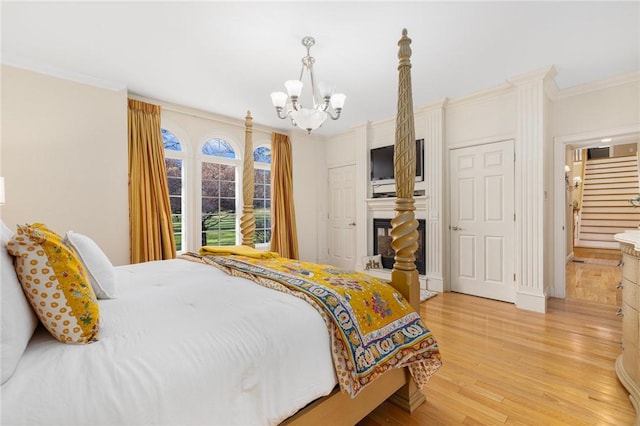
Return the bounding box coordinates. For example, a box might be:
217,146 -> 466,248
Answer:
552,75 -> 640,137
289,132 -> 327,263
1,65 -> 129,265
446,88 -> 516,147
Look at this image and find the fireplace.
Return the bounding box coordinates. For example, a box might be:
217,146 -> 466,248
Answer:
373,218 -> 426,275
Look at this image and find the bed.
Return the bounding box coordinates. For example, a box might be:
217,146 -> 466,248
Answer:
1,29 -> 439,425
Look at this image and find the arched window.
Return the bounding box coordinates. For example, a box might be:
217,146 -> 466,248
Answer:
162,128 -> 184,251
253,146 -> 272,245
201,138 -> 238,246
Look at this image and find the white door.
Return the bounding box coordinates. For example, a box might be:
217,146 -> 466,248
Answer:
328,165 -> 357,270
450,140 -> 515,302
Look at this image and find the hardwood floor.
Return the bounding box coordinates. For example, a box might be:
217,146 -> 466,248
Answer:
567,247 -> 622,306
359,292 -> 634,425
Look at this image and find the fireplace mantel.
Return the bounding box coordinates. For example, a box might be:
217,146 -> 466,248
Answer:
366,195 -> 427,211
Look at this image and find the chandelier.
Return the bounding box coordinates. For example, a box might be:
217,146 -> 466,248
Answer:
270,36 -> 346,134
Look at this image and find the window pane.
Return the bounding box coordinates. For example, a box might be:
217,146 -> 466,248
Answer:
162,129 -> 182,151
202,180 -> 219,197
202,197 -> 219,214
201,161 -> 237,246
165,158 -> 182,177
220,164 -> 235,182
202,139 -> 236,158
220,198 -> 235,213
164,153 -> 183,251
220,181 -> 235,198
172,214 -> 182,251
168,177 -> 182,196
170,196 -> 182,214
253,147 -> 272,164
253,166 -> 271,245
202,162 -> 220,180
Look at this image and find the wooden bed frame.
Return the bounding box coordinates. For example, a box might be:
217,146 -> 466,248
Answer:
242,29 -> 424,426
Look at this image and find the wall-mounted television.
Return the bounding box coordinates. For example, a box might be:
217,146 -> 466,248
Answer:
370,139 -> 424,185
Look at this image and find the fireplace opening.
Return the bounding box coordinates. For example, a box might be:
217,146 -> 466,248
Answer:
373,218 -> 426,275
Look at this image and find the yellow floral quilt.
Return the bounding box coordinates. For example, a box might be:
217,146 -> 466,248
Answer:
181,253 -> 442,397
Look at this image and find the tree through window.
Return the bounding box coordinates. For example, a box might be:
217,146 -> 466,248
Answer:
201,139 -> 237,246
253,146 -> 271,245
162,128 -> 184,251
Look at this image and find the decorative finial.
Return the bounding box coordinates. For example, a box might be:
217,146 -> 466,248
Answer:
398,29 -> 412,68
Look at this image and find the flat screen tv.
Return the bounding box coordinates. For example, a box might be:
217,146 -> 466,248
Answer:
370,139 -> 424,185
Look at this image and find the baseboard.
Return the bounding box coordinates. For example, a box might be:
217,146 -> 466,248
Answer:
516,289 -> 547,313
566,252 -> 574,264
425,275 -> 444,292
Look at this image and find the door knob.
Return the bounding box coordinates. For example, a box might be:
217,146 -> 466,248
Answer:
349,222 -> 356,226
450,225 -> 462,231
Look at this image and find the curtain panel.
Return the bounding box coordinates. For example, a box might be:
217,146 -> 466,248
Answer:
270,133 -> 299,260
127,99 -> 176,263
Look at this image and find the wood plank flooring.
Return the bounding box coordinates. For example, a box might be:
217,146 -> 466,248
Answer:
358,292 -> 634,425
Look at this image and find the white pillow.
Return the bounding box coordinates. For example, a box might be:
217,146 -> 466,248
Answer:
64,231 -> 117,299
1,220 -> 39,384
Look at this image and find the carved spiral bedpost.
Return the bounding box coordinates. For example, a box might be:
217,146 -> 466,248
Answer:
389,28 -> 426,413
240,111 -> 256,247
391,29 -> 420,312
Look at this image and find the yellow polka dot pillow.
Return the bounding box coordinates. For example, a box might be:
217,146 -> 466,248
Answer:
7,223 -> 99,344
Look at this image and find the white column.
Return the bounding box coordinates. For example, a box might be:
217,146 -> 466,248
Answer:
419,99 -> 447,292
355,122 -> 370,271
508,67 -> 556,312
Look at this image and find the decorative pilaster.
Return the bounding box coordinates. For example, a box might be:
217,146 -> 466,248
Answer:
421,100 -> 447,292
508,67 -> 556,312
240,111 -> 256,247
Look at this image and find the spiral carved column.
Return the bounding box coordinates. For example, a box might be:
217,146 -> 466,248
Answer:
388,29 -> 425,413
391,29 -> 420,308
240,111 -> 256,247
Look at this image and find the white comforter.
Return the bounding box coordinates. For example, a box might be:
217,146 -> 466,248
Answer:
2,259 -> 337,425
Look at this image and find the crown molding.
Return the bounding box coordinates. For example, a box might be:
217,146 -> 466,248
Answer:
129,93 -> 278,137
416,97 -> 449,112
1,53 -> 126,92
445,82 -> 514,109
554,71 -> 640,100
506,65 -> 557,87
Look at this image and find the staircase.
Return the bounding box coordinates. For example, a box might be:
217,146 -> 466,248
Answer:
576,155 -> 640,250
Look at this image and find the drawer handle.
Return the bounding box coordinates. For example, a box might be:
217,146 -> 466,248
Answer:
621,341 -> 625,351
616,281 -> 624,289
618,259 -> 624,267
616,308 -> 624,316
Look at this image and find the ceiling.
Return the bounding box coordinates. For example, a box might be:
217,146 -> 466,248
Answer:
2,1 -> 639,136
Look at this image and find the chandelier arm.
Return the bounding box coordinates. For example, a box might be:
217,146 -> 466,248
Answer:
307,62 -> 321,108
274,107 -> 291,120
326,109 -> 343,120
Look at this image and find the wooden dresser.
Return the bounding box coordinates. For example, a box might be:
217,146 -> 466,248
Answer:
614,231 -> 640,426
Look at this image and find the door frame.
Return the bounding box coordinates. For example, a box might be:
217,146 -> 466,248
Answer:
552,124 -> 640,298
446,138 -> 516,301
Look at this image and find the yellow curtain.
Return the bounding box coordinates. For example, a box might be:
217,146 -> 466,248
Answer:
127,99 -> 176,263
270,133 -> 299,259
